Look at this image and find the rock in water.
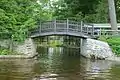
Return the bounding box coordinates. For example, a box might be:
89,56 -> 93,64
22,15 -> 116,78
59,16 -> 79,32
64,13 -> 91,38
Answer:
81,39 -> 115,60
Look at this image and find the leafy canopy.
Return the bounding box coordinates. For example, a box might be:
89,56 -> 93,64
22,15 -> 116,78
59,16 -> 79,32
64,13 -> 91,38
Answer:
0,0 -> 52,42
52,0 -> 120,23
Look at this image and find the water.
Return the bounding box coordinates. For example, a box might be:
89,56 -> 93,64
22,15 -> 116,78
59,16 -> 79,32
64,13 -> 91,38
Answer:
0,47 -> 120,80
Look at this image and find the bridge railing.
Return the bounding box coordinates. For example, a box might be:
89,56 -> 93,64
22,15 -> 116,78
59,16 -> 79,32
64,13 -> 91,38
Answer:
40,20 -> 82,33
82,23 -> 94,35
96,30 -> 120,36
30,19 -> 94,37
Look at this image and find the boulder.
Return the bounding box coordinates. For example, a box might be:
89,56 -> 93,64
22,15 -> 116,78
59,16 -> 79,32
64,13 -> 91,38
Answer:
81,39 -> 115,60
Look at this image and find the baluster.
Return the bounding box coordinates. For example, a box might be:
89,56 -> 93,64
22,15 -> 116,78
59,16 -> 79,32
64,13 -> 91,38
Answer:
86,25 -> 88,34
92,24 -> 94,36
99,28 -> 101,36
77,22 -> 79,32
67,19 -> 69,33
80,21 -> 83,33
54,19 -> 56,33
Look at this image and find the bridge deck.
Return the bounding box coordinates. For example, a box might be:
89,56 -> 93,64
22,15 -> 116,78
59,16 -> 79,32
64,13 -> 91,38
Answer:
31,31 -> 90,38
30,19 -> 94,38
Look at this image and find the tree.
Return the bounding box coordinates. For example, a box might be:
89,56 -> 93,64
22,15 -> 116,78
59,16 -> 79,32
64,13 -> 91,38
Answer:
52,0 -> 120,23
52,0 -> 101,21
115,0 -> 120,22
0,0 -> 52,42
108,0 -> 118,31
94,0 -> 109,23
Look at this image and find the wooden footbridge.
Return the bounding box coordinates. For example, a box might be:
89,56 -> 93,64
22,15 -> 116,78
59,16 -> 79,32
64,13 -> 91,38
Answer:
30,19 -> 95,38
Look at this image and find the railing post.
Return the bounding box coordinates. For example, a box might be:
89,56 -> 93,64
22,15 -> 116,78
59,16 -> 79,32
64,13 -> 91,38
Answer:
67,19 -> 69,33
99,28 -> 101,36
92,24 -> 94,36
86,25 -> 88,34
54,19 -> 56,33
80,21 -> 83,32
77,22 -> 79,32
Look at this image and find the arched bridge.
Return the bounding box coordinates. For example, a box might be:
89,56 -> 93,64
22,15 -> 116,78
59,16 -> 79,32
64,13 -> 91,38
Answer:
30,19 -> 95,39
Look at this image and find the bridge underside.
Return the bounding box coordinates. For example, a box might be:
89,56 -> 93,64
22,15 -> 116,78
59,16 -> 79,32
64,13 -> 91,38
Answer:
30,32 -> 90,39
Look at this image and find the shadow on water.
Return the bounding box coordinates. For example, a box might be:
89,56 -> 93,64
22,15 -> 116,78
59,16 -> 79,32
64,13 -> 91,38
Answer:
0,47 -> 120,80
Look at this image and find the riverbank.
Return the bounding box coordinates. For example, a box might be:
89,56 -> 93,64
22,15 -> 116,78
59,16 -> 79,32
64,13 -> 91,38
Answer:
98,36 -> 120,56
0,38 -> 38,59
0,54 -> 37,59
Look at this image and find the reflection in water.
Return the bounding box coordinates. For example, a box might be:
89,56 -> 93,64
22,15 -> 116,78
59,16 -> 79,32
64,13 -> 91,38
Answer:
85,60 -> 112,80
0,59 -> 36,80
0,47 -> 120,80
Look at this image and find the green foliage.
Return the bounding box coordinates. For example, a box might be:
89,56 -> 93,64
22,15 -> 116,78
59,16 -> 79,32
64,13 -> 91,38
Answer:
0,0 -> 52,42
49,40 -> 63,47
107,37 -> 120,56
93,0 -> 108,23
115,0 -> 120,22
52,0 -> 106,22
99,36 -> 120,56
52,0 -> 120,23
0,49 -> 18,55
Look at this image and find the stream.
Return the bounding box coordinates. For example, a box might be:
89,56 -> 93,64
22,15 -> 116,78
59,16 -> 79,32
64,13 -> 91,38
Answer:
0,47 -> 120,80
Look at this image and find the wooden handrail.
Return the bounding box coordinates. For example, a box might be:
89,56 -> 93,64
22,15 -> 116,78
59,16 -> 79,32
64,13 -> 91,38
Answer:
30,19 -> 95,38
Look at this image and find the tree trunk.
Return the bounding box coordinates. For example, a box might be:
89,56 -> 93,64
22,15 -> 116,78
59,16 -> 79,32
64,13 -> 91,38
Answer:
108,0 -> 118,34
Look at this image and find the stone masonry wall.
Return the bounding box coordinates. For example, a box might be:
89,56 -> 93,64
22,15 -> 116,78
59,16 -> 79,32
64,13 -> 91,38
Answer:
15,38 -> 37,57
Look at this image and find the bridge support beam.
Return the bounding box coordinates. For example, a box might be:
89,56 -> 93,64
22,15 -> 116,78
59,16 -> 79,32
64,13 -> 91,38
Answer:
80,38 -> 83,54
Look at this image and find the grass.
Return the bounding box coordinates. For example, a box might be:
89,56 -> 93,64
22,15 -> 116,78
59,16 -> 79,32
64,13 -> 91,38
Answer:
98,36 -> 120,56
